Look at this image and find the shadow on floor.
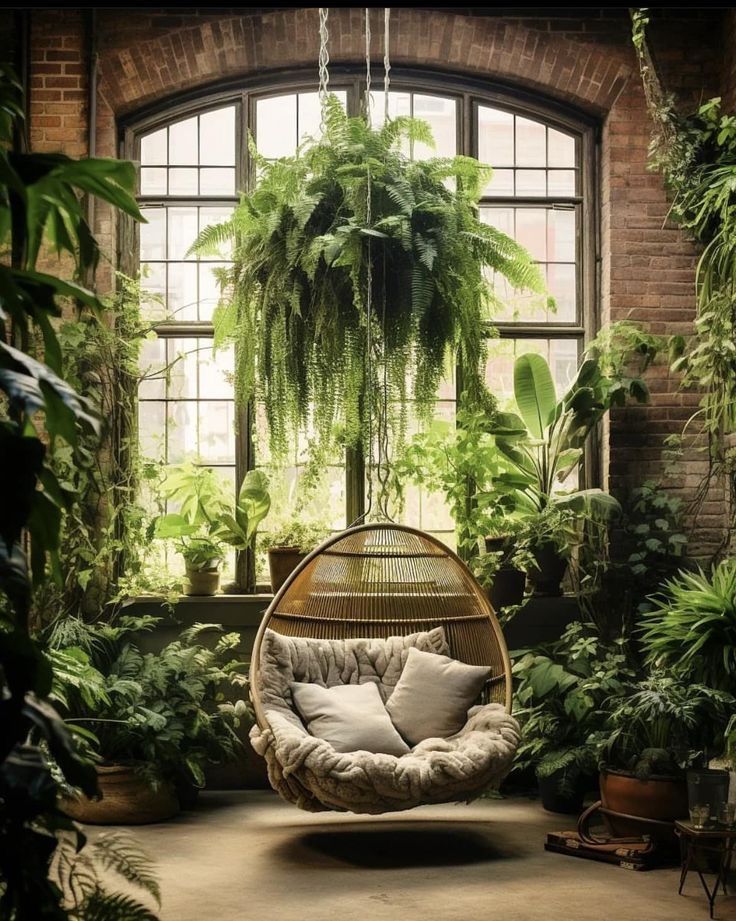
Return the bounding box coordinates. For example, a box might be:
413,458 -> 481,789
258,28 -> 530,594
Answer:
275,824 -> 519,869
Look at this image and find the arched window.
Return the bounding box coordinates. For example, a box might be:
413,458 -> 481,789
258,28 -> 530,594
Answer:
127,72 -> 596,592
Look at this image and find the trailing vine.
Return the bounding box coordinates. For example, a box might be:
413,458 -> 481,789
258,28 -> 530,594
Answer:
632,8 -> 736,545
192,97 -> 547,469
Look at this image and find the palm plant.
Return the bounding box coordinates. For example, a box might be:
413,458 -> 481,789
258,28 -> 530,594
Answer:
639,559 -> 736,691
191,96 -> 546,460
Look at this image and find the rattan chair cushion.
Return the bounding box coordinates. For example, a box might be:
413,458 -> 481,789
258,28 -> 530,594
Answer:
385,647 -> 491,745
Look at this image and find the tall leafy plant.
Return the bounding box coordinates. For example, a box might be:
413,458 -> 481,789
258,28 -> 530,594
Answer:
0,65 -> 159,919
192,97 -> 546,460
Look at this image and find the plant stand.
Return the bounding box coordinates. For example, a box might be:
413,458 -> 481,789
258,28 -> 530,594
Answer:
675,820 -> 736,919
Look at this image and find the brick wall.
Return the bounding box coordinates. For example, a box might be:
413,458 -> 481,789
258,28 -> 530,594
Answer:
20,6 -> 733,556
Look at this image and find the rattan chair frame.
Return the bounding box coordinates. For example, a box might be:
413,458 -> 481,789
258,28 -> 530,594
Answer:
250,523 -> 513,734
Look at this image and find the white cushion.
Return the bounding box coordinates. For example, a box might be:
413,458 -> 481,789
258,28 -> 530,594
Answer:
385,647 -> 491,745
290,681 -> 410,756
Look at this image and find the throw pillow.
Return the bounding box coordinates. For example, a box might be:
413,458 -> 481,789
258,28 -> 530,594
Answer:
385,646 -> 490,745
290,681 -> 410,756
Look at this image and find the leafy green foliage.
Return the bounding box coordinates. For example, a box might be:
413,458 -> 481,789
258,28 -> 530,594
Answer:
47,616 -> 250,790
154,462 -> 271,569
0,63 -> 156,920
191,96 -> 546,462
260,520 -> 330,553
599,673 -> 732,777
511,622 -> 635,792
633,10 -> 736,492
639,559 -> 736,690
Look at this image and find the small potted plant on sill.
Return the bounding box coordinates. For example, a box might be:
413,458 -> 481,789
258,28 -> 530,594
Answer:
154,462 -> 271,596
262,521 -> 330,594
47,616 -> 250,824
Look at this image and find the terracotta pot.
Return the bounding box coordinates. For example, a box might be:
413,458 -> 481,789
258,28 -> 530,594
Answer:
62,764 -> 180,825
484,536 -> 526,610
529,543 -> 568,597
599,769 -> 688,844
268,547 -> 307,593
184,566 -> 220,596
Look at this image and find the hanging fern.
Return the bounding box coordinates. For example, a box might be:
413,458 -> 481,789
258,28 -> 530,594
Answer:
192,96 -> 546,461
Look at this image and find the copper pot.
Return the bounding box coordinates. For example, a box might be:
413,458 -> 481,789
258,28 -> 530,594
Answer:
599,769 -> 688,845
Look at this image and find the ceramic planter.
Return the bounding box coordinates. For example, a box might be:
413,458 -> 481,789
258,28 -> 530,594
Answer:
484,536 -> 526,610
599,768 -> 688,846
268,547 -> 307,593
62,763 -> 180,825
184,565 -> 221,596
528,543 -> 568,597
538,769 -> 586,815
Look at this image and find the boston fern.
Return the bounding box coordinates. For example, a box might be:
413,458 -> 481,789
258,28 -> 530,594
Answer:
192,96 -> 546,459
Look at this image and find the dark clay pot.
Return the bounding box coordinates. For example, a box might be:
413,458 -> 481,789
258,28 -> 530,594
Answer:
538,769 -> 586,815
529,543 -> 568,597
268,547 -> 307,593
484,536 -> 526,610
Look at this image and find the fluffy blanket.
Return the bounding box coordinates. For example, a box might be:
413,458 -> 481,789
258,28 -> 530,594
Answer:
249,628 -> 520,813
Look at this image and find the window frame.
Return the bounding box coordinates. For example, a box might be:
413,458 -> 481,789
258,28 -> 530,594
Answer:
120,67 -> 599,593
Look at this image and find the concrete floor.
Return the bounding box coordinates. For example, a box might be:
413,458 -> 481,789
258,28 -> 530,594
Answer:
119,791 -> 732,921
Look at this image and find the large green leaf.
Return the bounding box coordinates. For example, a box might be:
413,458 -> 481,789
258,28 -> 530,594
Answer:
513,353 -> 558,439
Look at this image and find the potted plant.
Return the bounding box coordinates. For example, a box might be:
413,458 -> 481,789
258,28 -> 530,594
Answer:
262,521 -> 330,593
597,674 -> 733,842
512,622 -> 634,814
191,98 -> 546,464
47,616 -> 250,824
488,353 -> 625,596
155,462 -> 270,595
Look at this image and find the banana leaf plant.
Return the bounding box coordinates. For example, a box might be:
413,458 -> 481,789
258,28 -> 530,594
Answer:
487,353 -> 625,533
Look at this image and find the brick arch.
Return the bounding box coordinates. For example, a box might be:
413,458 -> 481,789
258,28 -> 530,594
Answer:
98,8 -> 633,118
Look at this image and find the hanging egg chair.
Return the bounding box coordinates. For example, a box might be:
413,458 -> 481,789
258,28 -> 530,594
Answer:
249,524 -> 519,814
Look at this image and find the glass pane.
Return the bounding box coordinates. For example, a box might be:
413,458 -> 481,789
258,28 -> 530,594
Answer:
140,168 -> 167,195
140,128 -> 167,165
485,168 -> 514,197
515,116 -> 546,167
167,207 -> 198,259
140,263 -> 167,321
370,90 -> 412,129
413,94 -> 456,159
166,401 -> 198,463
548,209 -> 576,262
167,338 -> 198,399
198,402 -> 236,464
547,263 -> 576,323
139,401 -> 167,462
198,262 -> 226,321
167,263 -> 198,321
547,170 -> 576,197
548,128 -> 575,168
515,169 -> 547,197
485,338 -> 579,409
297,92 -> 322,145
199,207 -> 234,259
478,106 -> 514,165
140,208 -> 166,261
257,95 -> 297,158
515,209 -> 547,261
199,107 -> 236,165
199,344 -> 234,399
169,168 -> 198,196
138,338 -> 166,400
200,168 -> 235,195
168,116 -> 198,166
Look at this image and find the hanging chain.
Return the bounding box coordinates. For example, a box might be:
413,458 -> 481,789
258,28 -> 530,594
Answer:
383,8 -> 391,123
364,8 -> 372,121
318,8 -> 330,133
